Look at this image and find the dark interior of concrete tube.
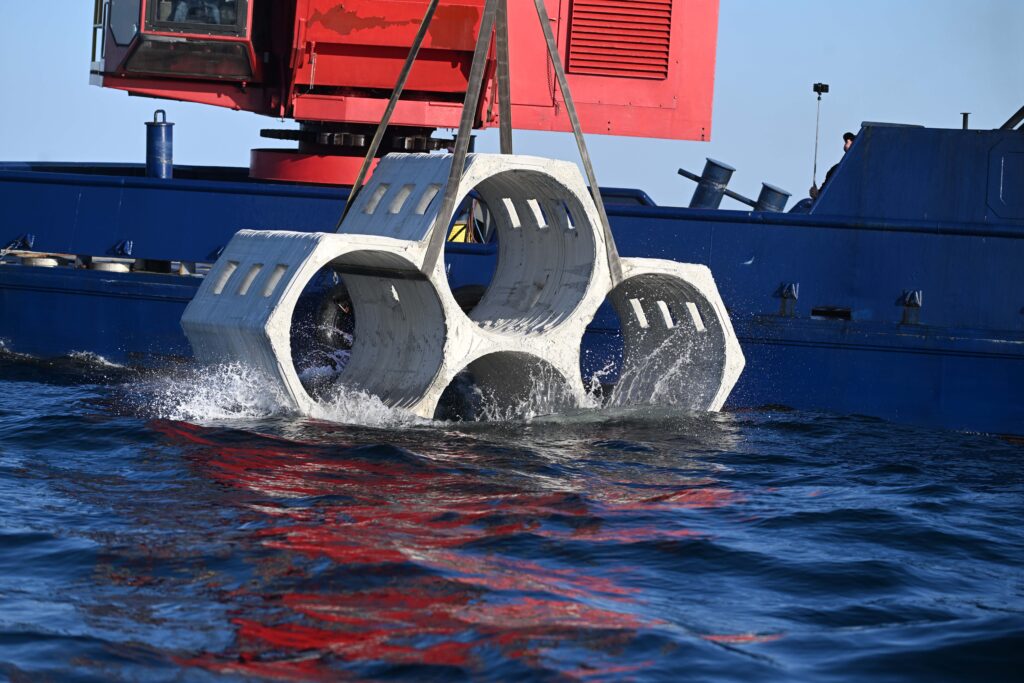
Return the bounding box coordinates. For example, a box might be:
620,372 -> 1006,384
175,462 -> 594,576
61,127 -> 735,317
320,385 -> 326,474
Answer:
462,170 -> 598,335
291,251 -> 447,409
578,298 -> 624,398
434,351 -> 577,421
289,265 -> 354,390
605,273 -> 728,410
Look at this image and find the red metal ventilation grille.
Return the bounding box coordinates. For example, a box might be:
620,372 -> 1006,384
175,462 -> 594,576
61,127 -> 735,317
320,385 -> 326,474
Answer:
567,0 -> 673,80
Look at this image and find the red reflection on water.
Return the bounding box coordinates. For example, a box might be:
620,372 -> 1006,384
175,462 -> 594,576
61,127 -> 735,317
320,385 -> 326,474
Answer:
151,420 -> 745,677
564,661 -> 657,680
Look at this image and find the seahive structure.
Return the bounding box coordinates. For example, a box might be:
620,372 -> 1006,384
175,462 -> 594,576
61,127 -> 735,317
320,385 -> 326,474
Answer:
181,153 -> 745,419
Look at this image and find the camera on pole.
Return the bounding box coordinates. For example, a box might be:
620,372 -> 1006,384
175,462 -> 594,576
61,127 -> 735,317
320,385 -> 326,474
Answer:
812,82 -> 830,188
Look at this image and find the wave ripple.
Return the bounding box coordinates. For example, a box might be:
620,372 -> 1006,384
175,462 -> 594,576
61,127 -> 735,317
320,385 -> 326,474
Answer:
0,357 -> 1022,681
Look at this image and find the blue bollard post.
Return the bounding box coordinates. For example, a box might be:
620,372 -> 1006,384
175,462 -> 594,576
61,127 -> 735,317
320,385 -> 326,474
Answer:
688,158 -> 735,209
146,110 -> 174,179
754,183 -> 791,212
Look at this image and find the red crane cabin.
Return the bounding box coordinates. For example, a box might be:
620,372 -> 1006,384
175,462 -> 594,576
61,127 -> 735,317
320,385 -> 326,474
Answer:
93,0 -> 719,183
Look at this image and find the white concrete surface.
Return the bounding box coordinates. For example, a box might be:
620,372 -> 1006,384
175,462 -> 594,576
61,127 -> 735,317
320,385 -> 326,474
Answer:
181,152 -> 745,420
606,258 -> 744,412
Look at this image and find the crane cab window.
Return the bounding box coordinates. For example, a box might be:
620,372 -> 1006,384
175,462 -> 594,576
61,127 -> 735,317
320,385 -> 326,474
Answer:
148,0 -> 248,36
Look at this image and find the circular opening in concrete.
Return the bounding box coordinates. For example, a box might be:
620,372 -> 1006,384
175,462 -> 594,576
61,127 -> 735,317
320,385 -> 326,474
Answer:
587,274 -> 728,410
434,351 -> 577,421
291,266 -> 356,394
449,169 -> 598,335
443,193 -> 499,316
290,251 -> 447,409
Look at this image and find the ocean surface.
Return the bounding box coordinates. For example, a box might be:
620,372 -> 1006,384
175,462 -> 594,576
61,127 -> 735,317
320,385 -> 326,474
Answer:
0,353 -> 1021,682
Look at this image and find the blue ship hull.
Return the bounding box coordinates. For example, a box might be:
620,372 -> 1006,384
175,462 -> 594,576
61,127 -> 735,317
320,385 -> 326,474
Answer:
2,124 -> 1022,434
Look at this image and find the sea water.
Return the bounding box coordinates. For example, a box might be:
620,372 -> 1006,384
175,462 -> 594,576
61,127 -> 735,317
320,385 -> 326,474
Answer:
0,353 -> 1021,681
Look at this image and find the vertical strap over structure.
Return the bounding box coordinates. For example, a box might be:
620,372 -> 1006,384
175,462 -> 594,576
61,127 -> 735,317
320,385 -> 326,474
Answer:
495,0 -> 513,155
421,0 -> 501,274
337,0 -> 441,229
531,0 -> 620,278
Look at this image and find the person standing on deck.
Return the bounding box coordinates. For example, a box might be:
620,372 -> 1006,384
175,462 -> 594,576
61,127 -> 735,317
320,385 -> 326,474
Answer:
810,131 -> 856,200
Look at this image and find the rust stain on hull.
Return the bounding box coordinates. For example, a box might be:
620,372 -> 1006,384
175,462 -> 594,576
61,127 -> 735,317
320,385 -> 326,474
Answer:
308,4 -> 481,51
309,5 -> 418,36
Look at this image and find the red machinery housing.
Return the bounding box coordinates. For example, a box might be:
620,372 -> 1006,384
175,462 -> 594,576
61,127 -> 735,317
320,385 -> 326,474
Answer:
92,0 -> 719,184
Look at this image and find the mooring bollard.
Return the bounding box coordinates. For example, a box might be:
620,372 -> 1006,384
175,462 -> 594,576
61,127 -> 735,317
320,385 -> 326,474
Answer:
145,110 -> 174,179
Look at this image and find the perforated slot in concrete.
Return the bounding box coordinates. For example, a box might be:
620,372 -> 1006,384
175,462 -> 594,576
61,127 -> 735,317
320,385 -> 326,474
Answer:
685,301 -> 706,332
657,300 -> 676,329
502,198 -> 521,227
414,184 -> 441,215
237,264 -> 263,296
389,185 -> 415,214
364,184 -> 390,214
629,298 -> 649,329
563,202 -> 576,230
211,261 -> 237,295
263,264 -> 288,298
467,170 -> 597,335
526,199 -> 548,228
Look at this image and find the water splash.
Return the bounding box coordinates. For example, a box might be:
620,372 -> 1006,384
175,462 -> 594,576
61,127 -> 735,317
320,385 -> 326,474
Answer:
297,348 -> 351,385
137,362 -> 428,429
609,327 -> 718,409
462,359 -> 599,422
308,381 -> 429,428
67,351 -> 126,369
582,357 -> 618,402
134,326 -> 720,428
143,362 -> 292,422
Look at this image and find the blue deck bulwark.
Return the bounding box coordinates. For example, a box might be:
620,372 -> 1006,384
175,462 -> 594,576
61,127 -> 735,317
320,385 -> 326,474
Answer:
1,125 -> 1022,433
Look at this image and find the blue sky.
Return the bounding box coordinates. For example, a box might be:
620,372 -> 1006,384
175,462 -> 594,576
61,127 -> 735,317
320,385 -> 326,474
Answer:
0,1 -> 1020,206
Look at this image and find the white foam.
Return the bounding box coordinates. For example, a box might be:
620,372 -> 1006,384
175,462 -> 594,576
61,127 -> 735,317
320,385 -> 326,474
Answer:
308,381 -> 430,428
144,362 -> 291,422
68,351 -> 126,369
139,362 -> 428,428
472,360 -> 602,422
137,339 -> 714,428
297,349 -> 351,384
583,358 -> 618,402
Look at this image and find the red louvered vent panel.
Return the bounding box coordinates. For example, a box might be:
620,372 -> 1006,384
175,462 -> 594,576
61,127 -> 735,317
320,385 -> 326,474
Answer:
567,0 -> 673,80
